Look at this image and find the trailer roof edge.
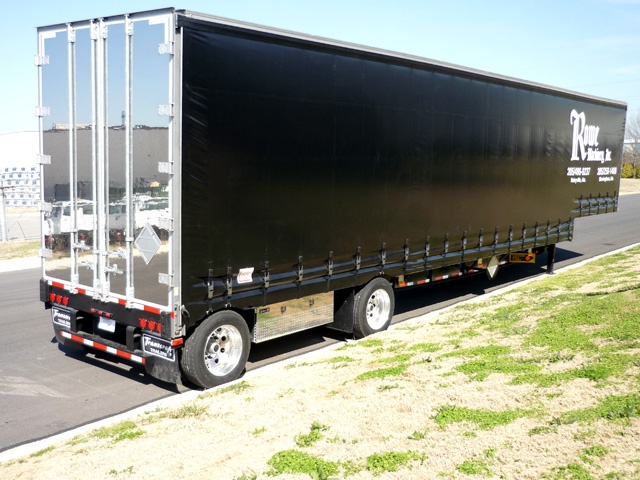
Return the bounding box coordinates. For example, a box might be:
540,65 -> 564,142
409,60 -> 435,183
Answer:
36,7 -> 627,110
177,9 -> 626,110
35,7 -> 177,32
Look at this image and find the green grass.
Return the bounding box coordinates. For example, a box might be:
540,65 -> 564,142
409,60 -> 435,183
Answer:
295,422 -> 328,448
582,445 -> 609,458
457,355 -> 540,381
377,383 -> 401,392
365,450 -> 425,475
433,405 -> 531,430
525,289 -> 640,353
410,342 -> 441,353
542,463 -> 594,480
408,429 -> 429,440
512,353 -> 638,387
216,380 -> 252,395
571,353 -> 638,381
357,338 -> 384,348
456,448 -> 496,476
65,436 -> 89,447
525,315 -> 597,352
442,345 -> 541,381
560,393 -> 640,425
443,260 -> 640,391
480,302 -> 529,334
598,306 -> 640,342
92,420 -> 144,443
383,340 -> 409,353
108,466 -> 134,476
166,402 -> 209,419
326,355 -> 356,364
441,345 -> 512,358
377,353 -> 414,364
356,363 -> 409,381
528,425 -> 558,436
234,471 -> 258,480
581,445 -> 610,464
267,449 -> 339,478
29,446 -> 55,458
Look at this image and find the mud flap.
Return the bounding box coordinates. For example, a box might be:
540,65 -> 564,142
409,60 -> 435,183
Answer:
144,354 -> 182,384
327,288 -> 356,334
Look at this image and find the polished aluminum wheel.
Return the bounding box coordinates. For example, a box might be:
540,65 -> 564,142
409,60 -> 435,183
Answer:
203,324 -> 245,376
365,289 -> 392,330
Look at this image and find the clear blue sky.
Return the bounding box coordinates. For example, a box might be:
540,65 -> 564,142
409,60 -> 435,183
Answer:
2,0 -> 639,134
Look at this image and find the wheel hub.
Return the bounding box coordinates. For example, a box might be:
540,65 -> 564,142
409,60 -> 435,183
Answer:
203,325 -> 243,376
365,290 -> 391,330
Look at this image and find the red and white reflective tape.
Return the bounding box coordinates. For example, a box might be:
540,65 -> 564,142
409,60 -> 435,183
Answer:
60,331 -> 145,365
398,278 -> 430,288
47,280 -> 173,318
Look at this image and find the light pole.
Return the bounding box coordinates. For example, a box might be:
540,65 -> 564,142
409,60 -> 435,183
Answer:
0,178 -> 7,242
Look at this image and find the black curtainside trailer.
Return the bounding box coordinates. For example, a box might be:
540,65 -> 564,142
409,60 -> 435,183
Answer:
37,9 -> 627,388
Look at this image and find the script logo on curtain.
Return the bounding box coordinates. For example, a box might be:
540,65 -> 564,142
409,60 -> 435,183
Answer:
567,109 -> 616,184
570,109 -> 611,163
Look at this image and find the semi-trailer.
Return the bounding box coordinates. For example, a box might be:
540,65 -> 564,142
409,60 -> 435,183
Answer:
36,8 -> 627,388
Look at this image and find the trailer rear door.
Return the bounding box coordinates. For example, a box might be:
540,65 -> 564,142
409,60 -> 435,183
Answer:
37,9 -> 176,311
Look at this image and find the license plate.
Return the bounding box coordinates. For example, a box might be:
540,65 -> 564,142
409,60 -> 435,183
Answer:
98,316 -> 116,333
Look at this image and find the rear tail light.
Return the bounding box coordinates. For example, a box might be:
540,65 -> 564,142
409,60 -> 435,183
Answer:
139,317 -> 162,333
50,293 -> 70,306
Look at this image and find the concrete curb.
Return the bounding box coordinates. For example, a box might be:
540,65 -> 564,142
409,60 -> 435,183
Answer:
0,256 -> 39,273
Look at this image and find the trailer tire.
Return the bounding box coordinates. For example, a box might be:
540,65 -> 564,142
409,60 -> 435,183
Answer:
180,311 -> 251,389
352,278 -> 394,339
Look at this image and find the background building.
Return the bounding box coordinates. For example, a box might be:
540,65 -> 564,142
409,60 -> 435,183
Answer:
0,131 -> 40,208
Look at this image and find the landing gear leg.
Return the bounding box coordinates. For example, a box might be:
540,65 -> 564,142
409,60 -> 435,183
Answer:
546,244 -> 556,275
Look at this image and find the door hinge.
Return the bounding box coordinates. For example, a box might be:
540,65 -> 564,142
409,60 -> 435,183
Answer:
125,16 -> 134,36
34,55 -> 49,66
91,22 -> 100,40
158,42 -> 174,55
38,248 -> 52,259
39,201 -> 52,213
158,273 -> 173,286
158,162 -> 173,174
105,264 -> 123,275
35,106 -> 50,118
73,241 -> 91,252
37,154 -> 51,165
158,104 -> 174,117
158,217 -> 174,231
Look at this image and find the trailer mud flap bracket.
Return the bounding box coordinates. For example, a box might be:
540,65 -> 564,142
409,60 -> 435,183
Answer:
51,305 -> 79,332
